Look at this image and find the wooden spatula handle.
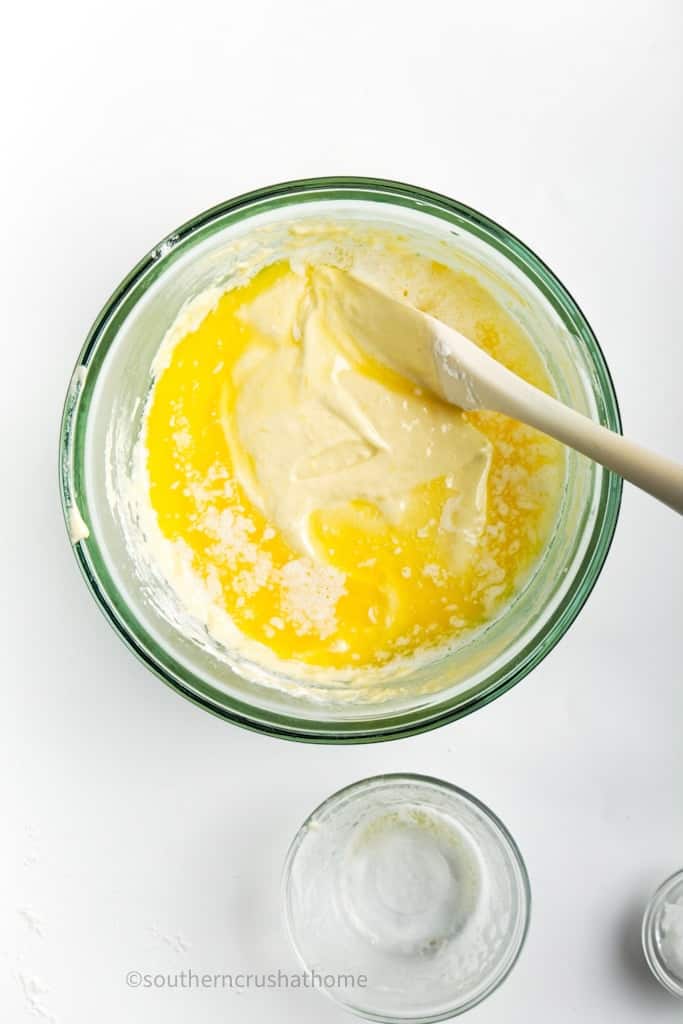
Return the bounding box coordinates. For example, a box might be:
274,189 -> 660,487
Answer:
482,371 -> 683,514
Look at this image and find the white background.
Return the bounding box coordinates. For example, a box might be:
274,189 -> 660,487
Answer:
2,1 -> 682,1021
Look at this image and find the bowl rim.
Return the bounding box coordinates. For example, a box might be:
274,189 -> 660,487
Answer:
280,771 -> 532,1021
59,175 -> 622,743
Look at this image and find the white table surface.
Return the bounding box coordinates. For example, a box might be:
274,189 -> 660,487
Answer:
2,1 -> 682,1021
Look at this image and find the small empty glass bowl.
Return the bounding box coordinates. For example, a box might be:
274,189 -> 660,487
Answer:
281,774 -> 530,1021
642,869 -> 683,998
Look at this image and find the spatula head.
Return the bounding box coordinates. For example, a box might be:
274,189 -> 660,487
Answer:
309,266 -> 482,411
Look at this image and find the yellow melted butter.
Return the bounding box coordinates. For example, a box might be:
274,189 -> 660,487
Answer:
145,259 -> 564,673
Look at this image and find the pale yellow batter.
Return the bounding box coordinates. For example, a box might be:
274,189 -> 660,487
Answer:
137,226 -> 564,680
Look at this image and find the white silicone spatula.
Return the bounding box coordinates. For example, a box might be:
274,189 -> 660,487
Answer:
316,268 -> 683,514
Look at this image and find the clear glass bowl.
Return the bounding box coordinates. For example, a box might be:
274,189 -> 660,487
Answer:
59,177 -> 621,742
642,869 -> 683,998
281,774 -> 531,1021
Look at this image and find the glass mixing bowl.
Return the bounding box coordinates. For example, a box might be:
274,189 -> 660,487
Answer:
59,177 -> 621,742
